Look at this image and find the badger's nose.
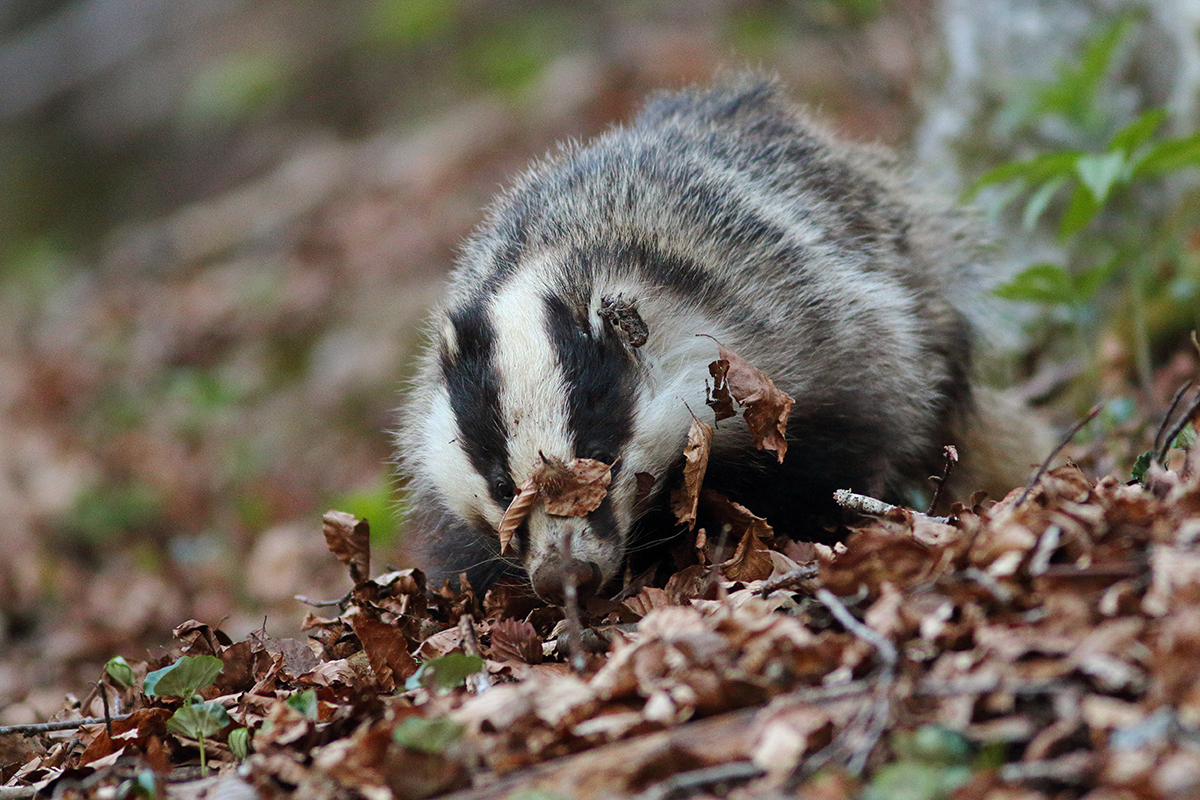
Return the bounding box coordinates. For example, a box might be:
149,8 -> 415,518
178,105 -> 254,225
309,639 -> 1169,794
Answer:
530,558 -> 602,605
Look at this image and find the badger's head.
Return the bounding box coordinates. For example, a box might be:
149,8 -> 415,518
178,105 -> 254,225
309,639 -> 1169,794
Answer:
410,253 -> 709,602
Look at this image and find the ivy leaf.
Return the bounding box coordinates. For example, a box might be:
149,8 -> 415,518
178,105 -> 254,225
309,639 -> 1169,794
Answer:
144,655 -> 224,700
393,717 -> 464,754
106,656 -> 135,690
228,727 -> 250,761
167,700 -> 231,740
286,689 -> 318,720
1131,450 -> 1153,484
404,653 -> 484,693
993,263 -> 1076,305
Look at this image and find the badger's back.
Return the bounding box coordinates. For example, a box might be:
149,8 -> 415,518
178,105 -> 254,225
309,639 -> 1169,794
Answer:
399,80 -> 979,595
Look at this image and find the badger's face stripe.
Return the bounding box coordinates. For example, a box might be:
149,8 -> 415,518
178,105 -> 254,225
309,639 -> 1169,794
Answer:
440,299 -> 511,510
542,292 -> 638,468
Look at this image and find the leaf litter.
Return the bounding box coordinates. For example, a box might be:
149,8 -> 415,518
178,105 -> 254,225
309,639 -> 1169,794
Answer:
4,353 -> 1200,800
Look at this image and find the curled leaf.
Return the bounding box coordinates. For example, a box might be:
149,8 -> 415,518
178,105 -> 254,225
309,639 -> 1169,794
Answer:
671,417 -> 714,529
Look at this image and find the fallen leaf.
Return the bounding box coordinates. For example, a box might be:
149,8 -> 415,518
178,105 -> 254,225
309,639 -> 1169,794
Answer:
536,456 -> 612,517
323,510 -> 371,583
670,417 -> 713,529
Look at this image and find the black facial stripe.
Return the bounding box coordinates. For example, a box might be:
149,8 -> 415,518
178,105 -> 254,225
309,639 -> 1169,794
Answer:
441,299 -> 510,507
542,292 -> 637,471
586,496 -> 623,543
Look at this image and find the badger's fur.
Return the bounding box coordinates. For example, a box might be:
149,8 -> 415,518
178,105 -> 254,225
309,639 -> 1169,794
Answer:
398,80 -> 992,601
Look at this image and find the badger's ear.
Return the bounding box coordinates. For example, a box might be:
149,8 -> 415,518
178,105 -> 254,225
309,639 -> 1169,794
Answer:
598,294 -> 648,348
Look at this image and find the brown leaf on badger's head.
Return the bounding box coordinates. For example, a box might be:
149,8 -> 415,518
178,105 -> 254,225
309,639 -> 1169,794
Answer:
496,456 -> 613,555
534,455 -> 612,517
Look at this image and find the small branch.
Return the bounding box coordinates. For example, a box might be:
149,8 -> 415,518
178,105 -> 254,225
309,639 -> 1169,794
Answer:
0,715 -> 132,736
1154,383 -> 1200,465
833,489 -> 950,525
1154,381 -> 1196,457
561,532 -> 587,674
926,445 -> 959,514
1017,405 -> 1101,506
635,761 -> 765,800
811,589 -> 898,776
459,614 -> 491,693
293,592 -> 349,608
758,564 -> 819,598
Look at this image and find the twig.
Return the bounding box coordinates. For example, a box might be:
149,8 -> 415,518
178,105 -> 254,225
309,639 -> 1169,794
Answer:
1154,381 -> 1196,457
561,532 -> 587,674
293,592 -> 349,608
0,787 -> 38,799
97,680 -> 113,739
926,445 -> 959,514
0,715 -> 132,736
635,761 -> 766,800
833,489 -> 950,525
459,614 -> 491,693
758,563 -> 819,598
1154,383 -> 1200,465
1017,405 -> 1101,506
793,589 -> 899,780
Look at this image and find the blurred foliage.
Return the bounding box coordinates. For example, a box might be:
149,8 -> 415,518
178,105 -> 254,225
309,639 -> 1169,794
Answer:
973,16 -> 1200,403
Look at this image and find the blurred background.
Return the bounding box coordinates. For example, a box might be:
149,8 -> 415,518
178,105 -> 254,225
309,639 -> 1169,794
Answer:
1,0 -> 1198,722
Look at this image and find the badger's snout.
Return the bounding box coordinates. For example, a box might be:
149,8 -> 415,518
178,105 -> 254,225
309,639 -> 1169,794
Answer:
525,513 -> 623,603
529,556 -> 603,604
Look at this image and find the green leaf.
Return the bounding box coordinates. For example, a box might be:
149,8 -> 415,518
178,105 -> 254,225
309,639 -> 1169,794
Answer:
167,700 -> 231,740
106,656 -> 135,690
1109,108 -> 1167,156
1059,183 -> 1101,238
405,653 -> 484,693
1175,425 -> 1197,451
864,760 -> 972,800
393,716 -> 464,754
993,263 -> 1077,305
144,655 -> 224,700
1021,176 -> 1067,230
970,151 -> 1081,196
228,727 -> 250,761
286,689 -> 318,720
1132,132 -> 1200,177
1075,151 -> 1127,203
1131,450 -> 1153,484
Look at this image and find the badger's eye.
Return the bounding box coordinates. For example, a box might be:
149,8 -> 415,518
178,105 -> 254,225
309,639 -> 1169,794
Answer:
492,476 -> 516,505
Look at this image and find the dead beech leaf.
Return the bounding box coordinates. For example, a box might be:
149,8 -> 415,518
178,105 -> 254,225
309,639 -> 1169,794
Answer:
491,618 -> 543,664
536,456 -> 612,517
346,606 -> 417,691
719,344 -> 794,463
671,417 -> 714,529
700,490 -> 775,583
497,479 -> 538,556
497,457 -> 613,554
322,510 -> 371,584
707,358 -> 736,422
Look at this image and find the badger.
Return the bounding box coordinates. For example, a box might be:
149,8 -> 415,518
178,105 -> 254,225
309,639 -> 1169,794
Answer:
398,79 -> 1007,602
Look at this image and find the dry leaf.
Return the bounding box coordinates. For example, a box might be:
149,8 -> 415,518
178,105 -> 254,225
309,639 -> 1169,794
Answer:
707,358 -> 736,422
670,417 -> 713,529
497,479 -> 539,556
491,618 -> 544,664
322,510 -> 371,583
535,456 -> 612,517
718,344 -> 794,463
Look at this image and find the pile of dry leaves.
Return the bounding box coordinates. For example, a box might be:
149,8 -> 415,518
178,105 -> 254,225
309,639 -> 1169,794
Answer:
4,373 -> 1200,798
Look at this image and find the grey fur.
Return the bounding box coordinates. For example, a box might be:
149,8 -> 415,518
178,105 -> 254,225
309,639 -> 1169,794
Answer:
397,78 -> 984,596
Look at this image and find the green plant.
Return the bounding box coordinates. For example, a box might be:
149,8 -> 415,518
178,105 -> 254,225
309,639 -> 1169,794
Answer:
974,18 -> 1200,392
144,655 -> 228,776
